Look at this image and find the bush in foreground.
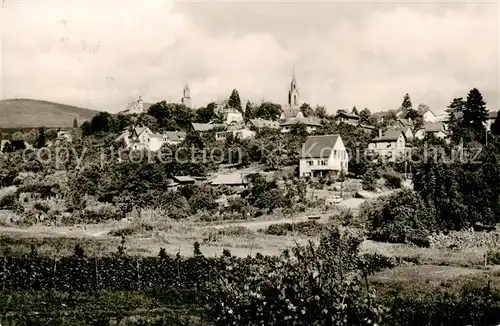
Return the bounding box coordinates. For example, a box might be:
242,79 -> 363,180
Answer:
362,189 -> 435,246
207,228 -> 386,325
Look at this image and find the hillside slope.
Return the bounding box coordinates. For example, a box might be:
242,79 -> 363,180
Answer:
0,99 -> 99,128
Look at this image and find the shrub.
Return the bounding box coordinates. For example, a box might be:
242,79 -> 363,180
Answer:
362,168 -> 376,191
384,170 -> 402,189
264,221 -> 324,237
0,191 -> 17,210
208,228 -> 386,325
109,222 -> 154,237
81,202 -> 122,223
362,189 -> 435,246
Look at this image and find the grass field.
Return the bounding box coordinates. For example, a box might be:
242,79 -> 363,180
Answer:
0,98 -> 99,128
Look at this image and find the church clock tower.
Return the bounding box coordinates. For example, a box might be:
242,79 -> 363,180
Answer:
181,84 -> 192,108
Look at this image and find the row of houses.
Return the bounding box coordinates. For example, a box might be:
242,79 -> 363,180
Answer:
115,126 -> 187,151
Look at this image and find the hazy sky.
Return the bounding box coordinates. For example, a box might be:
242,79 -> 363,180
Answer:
1,0 -> 498,114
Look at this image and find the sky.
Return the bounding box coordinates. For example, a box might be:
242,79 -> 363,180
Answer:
1,0 -> 499,115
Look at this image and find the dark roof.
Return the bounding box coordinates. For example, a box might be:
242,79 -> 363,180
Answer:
334,112 -> 359,120
397,118 -> 412,127
371,129 -> 405,143
191,123 -> 226,132
301,134 -> 340,159
280,117 -> 322,127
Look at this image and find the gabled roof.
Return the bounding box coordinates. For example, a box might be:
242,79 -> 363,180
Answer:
422,107 -> 436,116
421,122 -> 445,132
397,118 -> 412,127
115,126 -> 151,141
371,129 -> 405,143
249,118 -> 280,129
334,112 -> 359,120
191,123 -> 226,132
280,117 -> 322,127
281,107 -> 301,119
211,173 -> 247,186
164,131 -> 186,142
150,133 -> 165,139
301,134 -> 340,159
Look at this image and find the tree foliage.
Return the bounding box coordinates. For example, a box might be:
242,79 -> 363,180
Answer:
228,89 -> 242,111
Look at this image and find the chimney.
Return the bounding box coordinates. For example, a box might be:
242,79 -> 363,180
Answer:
378,129 -> 382,138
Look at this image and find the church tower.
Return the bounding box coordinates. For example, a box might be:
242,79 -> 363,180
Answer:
288,66 -> 300,108
181,84 -> 192,108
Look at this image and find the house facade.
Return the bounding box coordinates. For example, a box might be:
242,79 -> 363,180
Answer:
116,126 -> 171,151
334,112 -> 360,126
368,129 -> 407,161
215,128 -> 255,141
415,122 -> 448,140
299,134 -> 348,178
280,118 -> 321,134
422,108 -> 438,123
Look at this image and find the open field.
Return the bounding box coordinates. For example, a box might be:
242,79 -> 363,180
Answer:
0,98 -> 99,128
0,213 -> 497,282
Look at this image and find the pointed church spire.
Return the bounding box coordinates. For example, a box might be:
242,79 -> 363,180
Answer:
288,65 -> 299,108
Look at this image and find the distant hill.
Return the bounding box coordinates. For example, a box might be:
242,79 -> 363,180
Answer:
0,99 -> 100,128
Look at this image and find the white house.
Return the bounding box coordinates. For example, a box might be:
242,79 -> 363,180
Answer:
115,126 -> 169,151
414,123 -> 448,140
280,117 -> 321,134
422,108 -> 438,123
299,134 -> 348,178
221,108 -> 244,124
368,129 -> 408,161
215,127 -> 255,141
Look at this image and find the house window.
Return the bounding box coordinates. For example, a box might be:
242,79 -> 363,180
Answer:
307,160 -> 314,166
334,150 -> 337,158
320,160 -> 327,166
